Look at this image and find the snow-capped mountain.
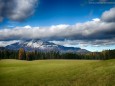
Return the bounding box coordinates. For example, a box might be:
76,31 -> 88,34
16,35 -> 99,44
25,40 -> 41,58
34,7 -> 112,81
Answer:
5,39 -> 89,53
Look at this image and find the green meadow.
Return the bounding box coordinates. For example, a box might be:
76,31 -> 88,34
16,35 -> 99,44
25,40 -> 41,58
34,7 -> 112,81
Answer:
0,59 -> 115,86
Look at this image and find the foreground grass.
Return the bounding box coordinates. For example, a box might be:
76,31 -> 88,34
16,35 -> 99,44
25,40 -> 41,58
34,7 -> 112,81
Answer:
0,59 -> 115,86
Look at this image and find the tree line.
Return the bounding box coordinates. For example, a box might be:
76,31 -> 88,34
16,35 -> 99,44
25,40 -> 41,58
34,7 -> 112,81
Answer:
0,48 -> 115,60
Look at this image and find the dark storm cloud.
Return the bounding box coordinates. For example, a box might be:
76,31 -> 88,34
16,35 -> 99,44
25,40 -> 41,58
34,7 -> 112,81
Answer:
0,0 -> 38,22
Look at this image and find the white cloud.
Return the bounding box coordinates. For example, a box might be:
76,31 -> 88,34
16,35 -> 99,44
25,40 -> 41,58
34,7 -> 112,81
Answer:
92,18 -> 100,21
0,0 -> 38,22
101,7 -> 115,22
0,17 -> 115,41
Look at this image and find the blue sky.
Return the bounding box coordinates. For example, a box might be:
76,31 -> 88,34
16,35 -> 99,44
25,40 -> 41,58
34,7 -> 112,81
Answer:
0,0 -> 115,51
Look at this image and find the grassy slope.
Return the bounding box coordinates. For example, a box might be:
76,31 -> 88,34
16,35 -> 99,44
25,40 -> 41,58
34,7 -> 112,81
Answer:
0,59 -> 115,86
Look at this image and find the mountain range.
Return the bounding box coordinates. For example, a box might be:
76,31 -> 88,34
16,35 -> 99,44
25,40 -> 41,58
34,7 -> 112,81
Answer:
1,39 -> 89,53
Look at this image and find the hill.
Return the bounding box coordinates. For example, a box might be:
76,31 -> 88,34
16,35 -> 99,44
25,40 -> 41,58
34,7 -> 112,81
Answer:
0,59 -> 115,86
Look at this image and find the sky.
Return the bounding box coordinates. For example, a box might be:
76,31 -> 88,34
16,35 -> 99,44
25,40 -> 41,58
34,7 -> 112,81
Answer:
0,0 -> 115,51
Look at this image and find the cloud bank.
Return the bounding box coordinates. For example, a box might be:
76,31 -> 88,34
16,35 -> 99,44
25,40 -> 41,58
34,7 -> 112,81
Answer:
0,0 -> 38,22
0,7 -> 115,47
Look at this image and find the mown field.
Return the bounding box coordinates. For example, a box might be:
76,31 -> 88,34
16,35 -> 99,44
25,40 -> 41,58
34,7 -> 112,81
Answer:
0,59 -> 115,86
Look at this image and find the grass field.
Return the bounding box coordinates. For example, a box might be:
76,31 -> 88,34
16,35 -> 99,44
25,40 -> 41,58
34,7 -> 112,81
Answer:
0,59 -> 115,86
